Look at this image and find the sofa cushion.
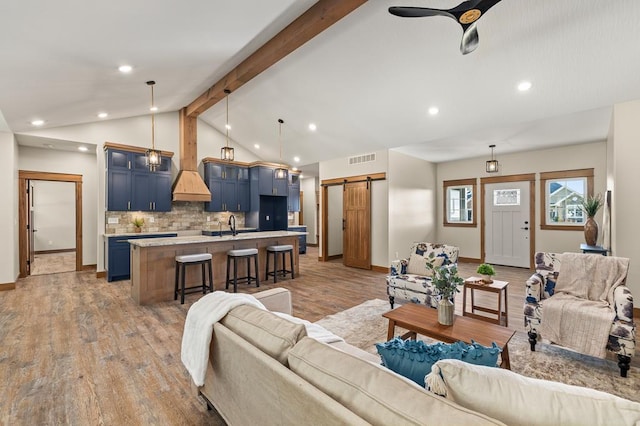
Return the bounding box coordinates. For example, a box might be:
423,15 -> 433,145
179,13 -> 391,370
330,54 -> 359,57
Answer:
407,253 -> 444,276
221,305 -> 307,366
288,337 -> 505,426
427,359 -> 640,426
375,339 -> 501,386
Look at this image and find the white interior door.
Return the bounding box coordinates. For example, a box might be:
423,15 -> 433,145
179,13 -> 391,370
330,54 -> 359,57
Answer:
484,181 -> 530,267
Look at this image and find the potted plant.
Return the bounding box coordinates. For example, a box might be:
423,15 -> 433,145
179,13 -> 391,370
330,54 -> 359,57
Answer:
476,263 -> 496,284
432,265 -> 464,325
132,217 -> 144,233
581,193 -> 603,246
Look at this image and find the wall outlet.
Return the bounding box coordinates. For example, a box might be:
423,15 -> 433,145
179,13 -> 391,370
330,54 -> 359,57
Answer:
207,216 -> 210,222
107,217 -> 119,224
149,217 -> 155,223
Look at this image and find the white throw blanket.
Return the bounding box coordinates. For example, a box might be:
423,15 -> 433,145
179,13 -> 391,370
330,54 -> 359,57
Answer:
181,291 -> 345,386
181,291 -> 266,386
539,253 -> 629,358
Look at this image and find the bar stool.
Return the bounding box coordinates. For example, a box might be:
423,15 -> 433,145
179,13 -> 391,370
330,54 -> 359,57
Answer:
226,248 -> 259,293
174,253 -> 213,304
266,244 -> 295,283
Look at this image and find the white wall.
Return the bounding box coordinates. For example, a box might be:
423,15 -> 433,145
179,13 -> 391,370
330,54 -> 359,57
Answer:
611,100 -> 640,298
327,185 -> 343,256
32,181 -> 76,251
388,150 -> 437,262
19,146 -> 98,264
300,176 -> 318,244
436,141 -> 607,259
0,132 -> 18,284
319,150 -> 389,267
20,113 -> 261,272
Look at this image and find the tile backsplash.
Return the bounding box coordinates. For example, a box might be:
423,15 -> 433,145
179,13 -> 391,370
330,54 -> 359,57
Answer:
105,202 -> 245,234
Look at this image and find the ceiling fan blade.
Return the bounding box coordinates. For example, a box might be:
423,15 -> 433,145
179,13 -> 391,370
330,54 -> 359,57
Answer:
388,6 -> 453,20
460,23 -> 479,55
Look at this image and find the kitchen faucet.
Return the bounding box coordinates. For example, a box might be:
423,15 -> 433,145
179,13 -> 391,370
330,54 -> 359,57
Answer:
228,214 -> 237,236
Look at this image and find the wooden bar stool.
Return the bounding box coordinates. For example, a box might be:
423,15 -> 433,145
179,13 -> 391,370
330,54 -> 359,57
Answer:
226,248 -> 259,293
266,244 -> 295,283
174,253 -> 213,304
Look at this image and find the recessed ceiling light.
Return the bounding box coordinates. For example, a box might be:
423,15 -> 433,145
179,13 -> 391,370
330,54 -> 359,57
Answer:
254,144 -> 260,149
31,119 -> 44,126
118,65 -> 132,73
517,81 -> 532,92
44,143 -> 54,149
78,146 -> 88,152
293,156 -> 300,163
292,167 -> 298,171
308,123 -> 317,131
98,112 -> 108,119
300,174 -> 304,179
428,107 -> 439,116
150,106 -> 158,112
225,124 -> 231,130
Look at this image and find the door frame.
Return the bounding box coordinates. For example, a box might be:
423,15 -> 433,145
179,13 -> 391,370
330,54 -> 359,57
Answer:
480,173 -> 535,270
320,172 -> 385,262
18,170 -> 83,277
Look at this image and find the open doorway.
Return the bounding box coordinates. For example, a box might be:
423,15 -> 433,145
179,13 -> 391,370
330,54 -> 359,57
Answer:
18,171 -> 83,277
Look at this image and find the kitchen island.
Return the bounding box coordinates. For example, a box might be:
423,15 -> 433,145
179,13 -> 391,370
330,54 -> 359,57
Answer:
128,231 -> 305,305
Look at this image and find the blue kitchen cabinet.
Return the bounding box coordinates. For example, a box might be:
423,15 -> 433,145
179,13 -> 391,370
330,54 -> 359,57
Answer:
106,148 -> 172,212
288,226 -> 307,254
107,233 -> 177,281
256,166 -> 288,196
204,162 -> 250,212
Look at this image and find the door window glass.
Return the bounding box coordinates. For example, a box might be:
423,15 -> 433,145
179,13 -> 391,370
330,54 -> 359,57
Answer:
493,189 -> 520,206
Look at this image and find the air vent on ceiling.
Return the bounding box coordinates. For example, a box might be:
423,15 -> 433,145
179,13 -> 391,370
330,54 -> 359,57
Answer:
348,153 -> 376,165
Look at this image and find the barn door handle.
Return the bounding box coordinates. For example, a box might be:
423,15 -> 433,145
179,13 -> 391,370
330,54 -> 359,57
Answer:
520,227 -> 529,230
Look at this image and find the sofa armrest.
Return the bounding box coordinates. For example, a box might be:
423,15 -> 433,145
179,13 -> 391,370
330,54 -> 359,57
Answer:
614,285 -> 634,323
253,288 -> 292,315
525,273 -> 544,304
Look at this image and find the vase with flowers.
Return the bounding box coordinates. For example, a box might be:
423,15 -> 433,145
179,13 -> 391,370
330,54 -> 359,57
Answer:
581,193 -> 603,246
432,265 -> 464,325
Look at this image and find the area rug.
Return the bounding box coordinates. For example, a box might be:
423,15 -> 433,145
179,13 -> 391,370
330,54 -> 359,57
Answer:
315,299 -> 639,402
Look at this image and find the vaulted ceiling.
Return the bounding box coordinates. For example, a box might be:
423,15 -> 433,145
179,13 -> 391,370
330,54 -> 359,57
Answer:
3,1 -> 640,174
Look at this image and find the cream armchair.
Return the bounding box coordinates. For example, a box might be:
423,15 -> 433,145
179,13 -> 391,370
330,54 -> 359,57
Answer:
386,242 -> 459,309
524,252 -> 636,377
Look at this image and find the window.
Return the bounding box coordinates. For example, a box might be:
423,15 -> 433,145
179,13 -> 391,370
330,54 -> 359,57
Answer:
540,169 -> 594,230
443,178 -> 476,227
493,189 -> 520,206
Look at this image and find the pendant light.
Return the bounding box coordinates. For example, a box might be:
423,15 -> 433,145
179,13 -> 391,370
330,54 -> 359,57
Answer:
146,81 -> 161,171
274,119 -> 287,180
486,144 -> 499,173
221,89 -> 234,161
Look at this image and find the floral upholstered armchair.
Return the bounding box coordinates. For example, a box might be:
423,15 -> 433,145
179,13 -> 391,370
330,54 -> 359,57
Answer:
524,252 -> 636,377
386,242 -> 459,309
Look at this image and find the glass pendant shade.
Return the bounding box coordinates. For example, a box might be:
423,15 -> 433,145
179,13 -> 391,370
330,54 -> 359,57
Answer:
146,148 -> 161,171
274,167 -> 287,180
221,146 -> 234,161
486,144 -> 499,173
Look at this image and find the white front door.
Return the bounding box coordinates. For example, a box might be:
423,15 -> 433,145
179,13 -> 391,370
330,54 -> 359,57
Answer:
484,181 -> 530,267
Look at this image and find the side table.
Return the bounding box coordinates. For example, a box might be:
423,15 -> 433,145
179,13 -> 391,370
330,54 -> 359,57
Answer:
579,243 -> 608,256
462,277 -> 509,327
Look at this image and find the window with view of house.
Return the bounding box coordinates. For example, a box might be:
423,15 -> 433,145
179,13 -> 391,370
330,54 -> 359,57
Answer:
443,178 -> 476,227
540,169 -> 594,230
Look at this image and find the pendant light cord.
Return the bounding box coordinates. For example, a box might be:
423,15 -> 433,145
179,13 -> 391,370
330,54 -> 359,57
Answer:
225,89 -> 230,148
150,83 -> 155,150
278,118 -> 284,167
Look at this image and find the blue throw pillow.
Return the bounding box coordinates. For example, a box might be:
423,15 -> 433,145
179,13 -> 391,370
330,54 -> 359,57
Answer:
375,338 -> 501,387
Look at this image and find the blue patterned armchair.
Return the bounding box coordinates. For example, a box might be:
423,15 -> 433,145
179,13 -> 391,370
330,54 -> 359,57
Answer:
386,242 -> 459,309
524,252 -> 636,377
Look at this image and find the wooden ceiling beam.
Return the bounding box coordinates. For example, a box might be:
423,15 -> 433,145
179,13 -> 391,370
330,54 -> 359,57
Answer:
185,0 -> 367,117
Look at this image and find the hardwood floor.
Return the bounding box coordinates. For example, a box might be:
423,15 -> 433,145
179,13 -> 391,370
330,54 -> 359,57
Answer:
0,247 -> 538,424
30,251 -> 76,275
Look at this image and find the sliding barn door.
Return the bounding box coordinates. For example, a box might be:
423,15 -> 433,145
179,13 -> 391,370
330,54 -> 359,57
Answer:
343,181 -> 371,269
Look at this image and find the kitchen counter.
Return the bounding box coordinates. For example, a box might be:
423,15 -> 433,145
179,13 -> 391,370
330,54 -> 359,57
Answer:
129,230 -> 305,305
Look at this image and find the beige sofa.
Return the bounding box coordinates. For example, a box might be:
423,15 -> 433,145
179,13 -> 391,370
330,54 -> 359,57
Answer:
196,288 -> 640,426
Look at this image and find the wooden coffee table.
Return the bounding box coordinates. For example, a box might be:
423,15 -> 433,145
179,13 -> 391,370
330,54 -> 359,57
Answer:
383,303 -> 516,369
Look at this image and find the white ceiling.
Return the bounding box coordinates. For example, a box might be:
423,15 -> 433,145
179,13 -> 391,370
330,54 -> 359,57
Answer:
3,0 -> 640,176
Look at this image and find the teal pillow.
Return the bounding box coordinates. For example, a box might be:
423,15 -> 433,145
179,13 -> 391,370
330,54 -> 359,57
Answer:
375,338 -> 501,387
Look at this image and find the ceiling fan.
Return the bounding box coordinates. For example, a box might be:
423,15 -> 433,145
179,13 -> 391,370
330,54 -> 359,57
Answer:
389,0 -> 503,55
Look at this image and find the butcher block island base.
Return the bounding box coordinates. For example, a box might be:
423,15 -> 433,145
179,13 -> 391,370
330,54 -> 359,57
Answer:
128,231 -> 304,305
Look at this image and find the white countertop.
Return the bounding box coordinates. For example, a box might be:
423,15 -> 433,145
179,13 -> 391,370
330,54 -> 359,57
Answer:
127,230 -> 307,247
